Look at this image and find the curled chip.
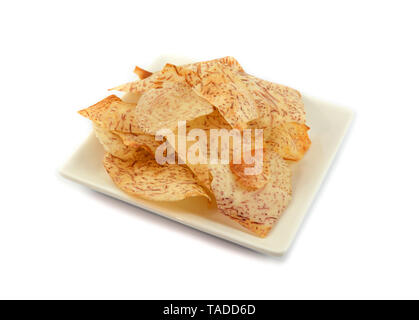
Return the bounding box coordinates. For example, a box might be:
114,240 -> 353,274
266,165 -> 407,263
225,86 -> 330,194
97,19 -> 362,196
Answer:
136,64 -> 214,135
114,131 -> 160,155
229,148 -> 270,191
79,95 -> 160,155
264,122 -> 311,161
175,62 -> 258,130
110,62 -> 187,94
182,56 -> 244,73
93,124 -> 140,161
101,100 -> 143,133
165,111 -> 231,190
134,66 -> 152,79
80,97 -> 144,134
241,75 -> 306,126
111,57 -> 244,93
78,95 -> 121,126
103,152 -> 210,202
209,150 -> 292,238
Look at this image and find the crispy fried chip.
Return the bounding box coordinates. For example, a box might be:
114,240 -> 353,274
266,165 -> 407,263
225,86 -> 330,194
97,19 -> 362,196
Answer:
114,131 -> 160,155
178,57 -> 305,130
134,66 -> 152,79
176,62 -> 258,130
181,111 -> 273,192
244,74 -> 310,161
111,57 -> 244,93
79,95 -> 161,155
93,124 -> 140,161
103,152 -> 210,202
184,58 -> 305,130
78,95 -> 143,133
110,70 -> 164,93
166,110 -> 272,192
166,111 -> 231,190
264,122 -> 311,161
209,150 -> 292,237
136,64 -> 214,134
229,148 -> 270,191
182,56 -> 244,73
244,75 -> 306,126
186,109 -> 231,130
101,100 -> 143,134
78,95 -> 121,126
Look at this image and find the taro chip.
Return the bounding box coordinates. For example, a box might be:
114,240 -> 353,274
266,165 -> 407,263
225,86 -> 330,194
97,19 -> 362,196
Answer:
163,111 -> 231,190
110,62 -> 183,94
175,62 -> 258,130
209,150 -> 292,237
114,131 -> 161,155
264,122 -> 311,161
93,124 -> 140,161
103,152 -> 210,202
243,74 -> 306,127
111,57 -> 244,93
134,66 -> 153,79
79,96 -> 161,157
101,100 -> 143,134
78,95 -> 143,134
229,148 -> 270,191
78,95 -> 121,126
182,56 -> 244,73
136,64 -> 214,135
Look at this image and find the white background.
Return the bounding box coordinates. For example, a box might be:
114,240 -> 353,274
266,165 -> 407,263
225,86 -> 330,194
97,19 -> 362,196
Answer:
0,0 -> 418,299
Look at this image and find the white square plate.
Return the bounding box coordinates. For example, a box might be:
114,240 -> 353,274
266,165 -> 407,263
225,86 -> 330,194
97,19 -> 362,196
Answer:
60,58 -> 353,256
